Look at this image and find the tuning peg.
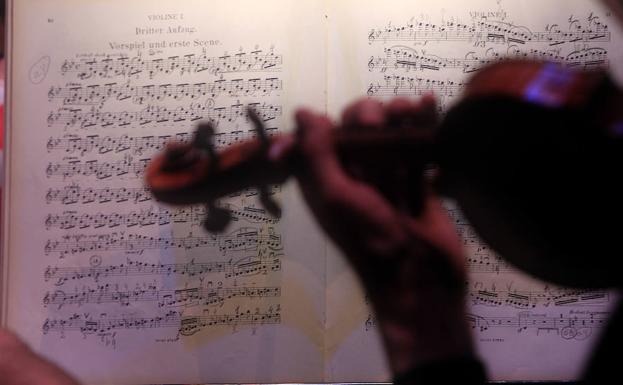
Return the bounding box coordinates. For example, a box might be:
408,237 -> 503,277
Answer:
203,201 -> 232,232
247,107 -> 269,148
193,122 -> 218,165
259,184 -> 282,218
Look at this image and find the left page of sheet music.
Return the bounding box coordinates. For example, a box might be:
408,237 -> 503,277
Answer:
3,1 -> 328,384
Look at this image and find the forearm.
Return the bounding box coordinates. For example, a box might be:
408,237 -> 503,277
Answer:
365,241 -> 475,374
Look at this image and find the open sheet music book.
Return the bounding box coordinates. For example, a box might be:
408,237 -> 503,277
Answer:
1,0 -> 622,383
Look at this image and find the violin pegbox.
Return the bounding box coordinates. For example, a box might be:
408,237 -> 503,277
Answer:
192,122 -> 233,232
248,108 -> 282,219
146,108 -> 287,233
203,200 -> 233,232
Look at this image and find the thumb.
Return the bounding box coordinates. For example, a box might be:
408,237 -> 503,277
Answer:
294,108 -> 352,193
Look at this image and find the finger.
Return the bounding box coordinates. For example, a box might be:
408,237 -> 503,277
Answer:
295,108 -> 350,190
342,98 -> 386,131
417,93 -> 439,126
386,95 -> 438,129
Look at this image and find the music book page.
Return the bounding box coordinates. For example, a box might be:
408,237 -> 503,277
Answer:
325,0 -> 622,381
2,0 -> 622,384
3,1 -> 328,383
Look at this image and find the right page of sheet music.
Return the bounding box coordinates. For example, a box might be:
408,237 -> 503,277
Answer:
325,0 -> 623,381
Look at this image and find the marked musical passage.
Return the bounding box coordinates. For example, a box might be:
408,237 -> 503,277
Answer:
368,46 -> 608,74
47,102 -> 282,129
466,311 -> 608,340
48,78 -> 283,106
43,284 -> 281,309
44,204 -> 278,230
44,227 -> 283,257
44,184 -> 280,205
46,128 -> 279,156
44,254 -> 283,286
367,74 -> 465,97
45,156 -> 150,180
60,50 -> 283,80
467,284 -> 611,309
42,306 -> 281,342
368,17 -> 610,46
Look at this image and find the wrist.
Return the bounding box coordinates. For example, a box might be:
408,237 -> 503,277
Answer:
376,295 -> 474,374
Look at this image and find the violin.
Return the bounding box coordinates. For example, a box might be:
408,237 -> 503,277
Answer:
145,59 -> 623,288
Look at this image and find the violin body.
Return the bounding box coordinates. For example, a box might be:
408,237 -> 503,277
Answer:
145,59 -> 623,288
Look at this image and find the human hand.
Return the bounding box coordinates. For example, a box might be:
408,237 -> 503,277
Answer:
0,329 -> 80,385
292,97 -> 474,373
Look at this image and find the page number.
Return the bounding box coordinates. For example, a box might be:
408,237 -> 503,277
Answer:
48,18 -> 54,23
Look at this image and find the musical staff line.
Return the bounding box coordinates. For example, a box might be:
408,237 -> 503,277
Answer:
43,284 -> 281,309
44,255 -> 283,286
46,128 -> 279,156
44,227 -> 283,257
46,156 -> 150,180
367,74 -> 466,97
369,46 -> 608,74
44,184 -> 281,205
468,287 -> 610,309
61,50 -> 283,80
466,311 -> 608,340
45,204 -> 278,230
42,307 -> 281,337
48,78 -> 283,106
368,18 -> 610,45
47,102 -> 283,129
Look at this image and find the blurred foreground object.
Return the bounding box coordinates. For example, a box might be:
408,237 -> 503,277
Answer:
146,59 -> 623,288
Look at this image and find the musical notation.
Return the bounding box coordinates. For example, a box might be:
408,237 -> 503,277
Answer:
60,50 -> 283,80
368,17 -> 610,46
46,128 -> 279,156
48,78 -> 283,106
46,185 -> 152,205
44,255 -> 283,286
46,156 -> 149,180
44,183 -> 280,205
468,286 -> 610,309
44,227 -> 283,257
369,46 -> 608,75
43,284 -> 281,309
367,74 -> 465,97
466,311 -> 608,340
47,102 -> 282,129
45,204 -> 278,230
43,306 -> 281,338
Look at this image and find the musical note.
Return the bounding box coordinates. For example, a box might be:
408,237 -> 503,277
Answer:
45,156 -> 149,180
368,46 -> 608,76
466,311 -> 607,340
60,50 -> 283,80
45,185 -> 153,205
46,102 -> 282,129
45,128 -> 279,156
368,17 -> 610,45
468,284 -> 610,309
367,74 -> 466,98
43,284 -> 281,309
48,78 -> 283,106
43,254 -> 283,286
44,204 -> 279,230
43,227 -> 283,257
42,306 -> 281,338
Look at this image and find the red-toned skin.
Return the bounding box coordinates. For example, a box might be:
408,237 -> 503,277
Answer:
0,98 -> 472,384
290,96 -> 473,375
4,0 -> 623,382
